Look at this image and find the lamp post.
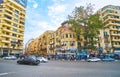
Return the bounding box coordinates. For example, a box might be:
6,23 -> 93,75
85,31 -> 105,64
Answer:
25,38 -> 34,54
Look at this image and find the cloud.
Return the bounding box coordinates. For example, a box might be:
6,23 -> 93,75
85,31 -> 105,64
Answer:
27,0 -> 38,9
48,5 -> 66,13
33,3 -> 38,8
47,3 -> 68,28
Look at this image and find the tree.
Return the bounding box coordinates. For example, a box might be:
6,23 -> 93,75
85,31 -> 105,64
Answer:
68,3 -> 103,53
86,14 -> 104,51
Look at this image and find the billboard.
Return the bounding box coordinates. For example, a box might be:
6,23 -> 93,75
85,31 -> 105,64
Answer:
14,0 -> 27,7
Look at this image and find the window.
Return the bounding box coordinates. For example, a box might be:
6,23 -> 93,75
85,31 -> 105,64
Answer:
56,32 -> 58,36
14,14 -> 18,18
70,41 -> 75,46
14,19 -> 18,22
118,26 -> 120,29
6,38 -> 9,40
78,42 -> 81,48
13,23 -> 18,27
14,10 -> 19,14
5,43 -> 8,46
6,21 -> 11,25
6,32 -> 9,35
105,44 -> 109,48
106,9 -> 112,13
13,28 -> 17,32
70,34 -> 72,38
115,11 -> 118,14
66,34 -> 68,38
118,31 -> 120,34
20,21 -> 24,25
12,33 -> 17,37
62,35 -> 64,39
77,35 -> 80,40
5,14 -> 12,19
11,39 -> 16,44
104,32 -> 109,36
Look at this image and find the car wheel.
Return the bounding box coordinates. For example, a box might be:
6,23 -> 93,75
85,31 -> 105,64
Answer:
30,62 -> 33,65
17,61 -> 21,64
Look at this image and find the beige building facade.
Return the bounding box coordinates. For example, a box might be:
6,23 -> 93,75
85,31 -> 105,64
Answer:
99,5 -> 120,53
0,0 -> 27,56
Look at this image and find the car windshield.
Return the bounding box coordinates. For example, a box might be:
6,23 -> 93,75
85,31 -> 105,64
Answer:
29,56 -> 36,60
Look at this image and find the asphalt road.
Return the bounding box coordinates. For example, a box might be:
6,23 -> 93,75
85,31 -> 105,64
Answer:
0,59 -> 120,77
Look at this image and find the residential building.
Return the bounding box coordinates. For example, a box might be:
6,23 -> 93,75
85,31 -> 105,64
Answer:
27,38 -> 39,55
0,0 -> 27,56
27,30 -> 53,56
99,5 -> 120,53
47,21 -> 86,56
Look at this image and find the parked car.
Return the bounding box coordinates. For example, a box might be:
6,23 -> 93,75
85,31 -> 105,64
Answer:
37,57 -> 48,63
113,52 -> 120,59
17,56 -> 40,65
87,57 -> 101,62
3,55 -> 17,60
102,57 -> 115,62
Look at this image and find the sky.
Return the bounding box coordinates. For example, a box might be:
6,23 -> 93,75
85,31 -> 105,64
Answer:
24,0 -> 120,46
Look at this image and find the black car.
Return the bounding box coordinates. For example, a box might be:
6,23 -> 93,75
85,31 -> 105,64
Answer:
17,55 -> 40,65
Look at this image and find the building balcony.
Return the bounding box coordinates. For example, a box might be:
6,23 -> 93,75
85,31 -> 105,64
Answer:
103,16 -> 120,23
18,28 -> 24,31
49,47 -> 54,50
5,7 -> 13,13
111,33 -> 120,36
112,39 -> 120,41
105,23 -> 120,27
2,46 -> 9,48
110,28 -> 119,31
113,45 -> 120,48
1,34 -> 11,38
104,40 -> 110,43
50,42 -> 54,45
77,38 -> 83,41
2,23 -> 12,28
2,28 -> 13,33
3,17 -> 13,23
1,40 -> 10,43
13,47 -> 23,49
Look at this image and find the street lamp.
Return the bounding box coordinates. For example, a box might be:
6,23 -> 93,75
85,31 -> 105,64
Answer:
25,38 -> 34,54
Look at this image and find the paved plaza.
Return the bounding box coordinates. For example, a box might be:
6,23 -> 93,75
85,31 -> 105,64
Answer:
0,59 -> 120,77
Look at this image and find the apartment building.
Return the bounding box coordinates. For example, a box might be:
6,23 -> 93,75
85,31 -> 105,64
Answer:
47,21 -> 86,56
0,0 -> 27,56
27,21 -> 86,56
27,30 -> 53,56
99,5 -> 120,53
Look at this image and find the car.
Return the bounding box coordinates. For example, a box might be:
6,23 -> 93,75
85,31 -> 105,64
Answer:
87,57 -> 101,62
37,57 -> 48,63
114,52 -> 120,59
102,57 -> 115,62
17,56 -> 40,65
3,55 -> 17,60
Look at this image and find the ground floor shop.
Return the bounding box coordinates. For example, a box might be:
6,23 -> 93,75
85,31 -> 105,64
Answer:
0,48 -> 22,57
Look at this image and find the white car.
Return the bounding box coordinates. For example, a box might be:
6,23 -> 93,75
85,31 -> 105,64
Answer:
37,57 -> 48,63
3,55 -> 17,60
87,57 -> 101,62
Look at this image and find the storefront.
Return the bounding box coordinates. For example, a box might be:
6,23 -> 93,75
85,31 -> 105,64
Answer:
56,48 -> 77,60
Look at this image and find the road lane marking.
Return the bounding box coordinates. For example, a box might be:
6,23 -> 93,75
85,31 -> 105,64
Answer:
0,72 -> 16,76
